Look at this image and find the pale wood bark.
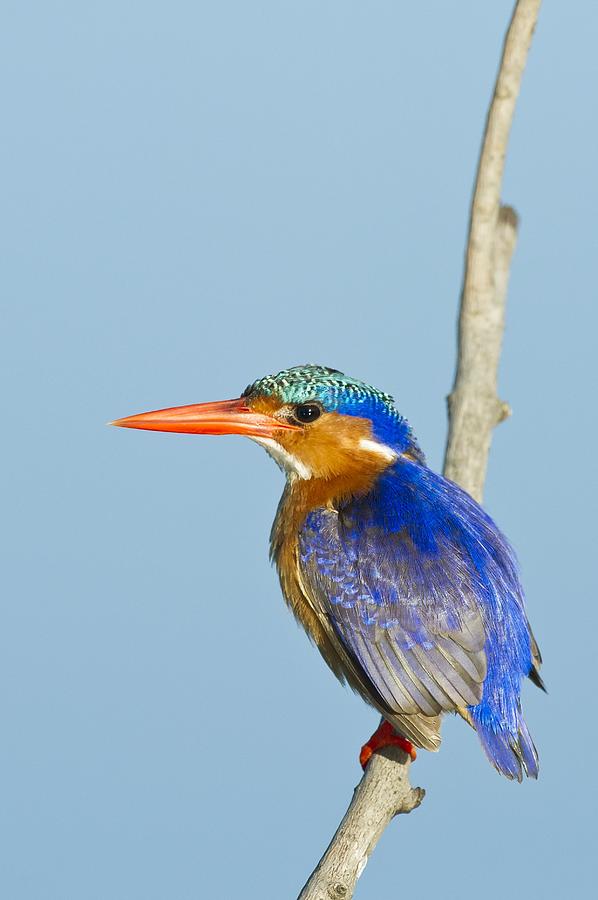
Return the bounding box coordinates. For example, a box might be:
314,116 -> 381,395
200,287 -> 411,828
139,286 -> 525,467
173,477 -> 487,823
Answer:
444,0 -> 541,503
298,2 -> 542,897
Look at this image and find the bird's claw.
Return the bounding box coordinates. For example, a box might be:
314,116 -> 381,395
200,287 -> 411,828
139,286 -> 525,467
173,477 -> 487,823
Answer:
359,720 -> 417,769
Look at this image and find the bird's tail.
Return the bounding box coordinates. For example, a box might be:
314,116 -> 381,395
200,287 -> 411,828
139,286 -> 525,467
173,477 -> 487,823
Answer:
472,707 -> 539,782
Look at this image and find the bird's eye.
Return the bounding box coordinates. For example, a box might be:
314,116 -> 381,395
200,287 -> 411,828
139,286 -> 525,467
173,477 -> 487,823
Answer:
293,403 -> 322,424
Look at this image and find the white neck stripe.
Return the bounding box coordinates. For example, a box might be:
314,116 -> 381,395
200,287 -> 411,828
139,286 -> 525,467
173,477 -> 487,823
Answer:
358,438 -> 398,463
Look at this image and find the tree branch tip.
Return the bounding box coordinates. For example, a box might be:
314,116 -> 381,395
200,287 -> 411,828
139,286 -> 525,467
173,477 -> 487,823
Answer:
403,786 -> 426,813
499,204 -> 519,230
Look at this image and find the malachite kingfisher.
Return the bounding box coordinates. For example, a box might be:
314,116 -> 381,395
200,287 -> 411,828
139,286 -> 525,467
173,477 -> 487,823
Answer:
113,365 -> 544,781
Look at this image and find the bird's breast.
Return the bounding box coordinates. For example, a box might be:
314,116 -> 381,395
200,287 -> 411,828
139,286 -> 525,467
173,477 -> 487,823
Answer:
270,476 -> 379,680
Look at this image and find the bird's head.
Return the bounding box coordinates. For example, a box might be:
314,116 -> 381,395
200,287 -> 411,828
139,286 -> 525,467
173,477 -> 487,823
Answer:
113,364 -> 423,482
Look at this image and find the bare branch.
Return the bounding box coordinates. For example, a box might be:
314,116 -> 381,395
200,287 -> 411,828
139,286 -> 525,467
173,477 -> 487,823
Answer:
444,0 -> 541,503
297,2 -> 542,897
298,748 -> 423,900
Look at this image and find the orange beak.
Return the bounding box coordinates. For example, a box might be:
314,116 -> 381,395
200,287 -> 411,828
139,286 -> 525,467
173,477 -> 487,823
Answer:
110,397 -> 298,438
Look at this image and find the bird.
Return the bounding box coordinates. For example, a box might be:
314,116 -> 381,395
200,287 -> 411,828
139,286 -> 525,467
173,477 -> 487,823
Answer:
112,364 -> 544,781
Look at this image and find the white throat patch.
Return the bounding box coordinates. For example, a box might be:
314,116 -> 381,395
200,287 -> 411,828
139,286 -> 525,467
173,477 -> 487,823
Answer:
251,437 -> 312,480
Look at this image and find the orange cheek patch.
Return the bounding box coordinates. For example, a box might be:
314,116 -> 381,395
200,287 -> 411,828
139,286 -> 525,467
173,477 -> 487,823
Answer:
245,400 -> 396,488
277,411 -> 394,484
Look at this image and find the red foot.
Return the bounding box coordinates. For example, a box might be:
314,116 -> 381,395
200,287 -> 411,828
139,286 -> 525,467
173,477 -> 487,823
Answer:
359,720 -> 417,769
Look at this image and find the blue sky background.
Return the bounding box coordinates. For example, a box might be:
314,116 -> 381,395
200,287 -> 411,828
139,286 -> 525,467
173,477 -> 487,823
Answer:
2,2 -> 596,897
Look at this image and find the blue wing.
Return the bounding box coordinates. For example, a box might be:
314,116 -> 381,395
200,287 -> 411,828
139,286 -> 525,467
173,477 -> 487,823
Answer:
298,463 -> 533,740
